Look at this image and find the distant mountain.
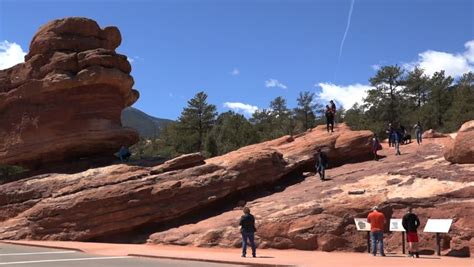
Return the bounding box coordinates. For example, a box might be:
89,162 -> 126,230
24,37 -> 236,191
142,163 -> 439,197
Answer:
121,107 -> 174,138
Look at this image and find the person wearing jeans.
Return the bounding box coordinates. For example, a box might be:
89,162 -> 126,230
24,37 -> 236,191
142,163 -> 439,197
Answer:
413,122 -> 423,145
239,207 -> 256,257
367,206 -> 386,256
370,231 -> 385,256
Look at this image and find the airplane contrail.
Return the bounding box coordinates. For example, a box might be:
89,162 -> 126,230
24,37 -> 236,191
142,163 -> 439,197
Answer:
338,0 -> 355,62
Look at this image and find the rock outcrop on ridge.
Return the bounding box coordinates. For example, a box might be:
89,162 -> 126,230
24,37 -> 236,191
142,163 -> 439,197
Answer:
444,120 -> 474,164
0,124 -> 372,242
0,17 -> 139,168
148,136 -> 474,257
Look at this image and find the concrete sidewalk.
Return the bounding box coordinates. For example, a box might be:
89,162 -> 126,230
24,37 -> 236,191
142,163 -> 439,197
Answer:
1,240 -> 472,267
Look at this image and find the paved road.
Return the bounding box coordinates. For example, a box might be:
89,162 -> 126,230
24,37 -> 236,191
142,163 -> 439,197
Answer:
0,243 -> 245,267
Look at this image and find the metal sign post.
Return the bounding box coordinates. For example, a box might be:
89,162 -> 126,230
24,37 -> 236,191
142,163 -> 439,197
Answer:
389,219 -> 405,254
423,219 -> 453,256
354,218 -> 371,253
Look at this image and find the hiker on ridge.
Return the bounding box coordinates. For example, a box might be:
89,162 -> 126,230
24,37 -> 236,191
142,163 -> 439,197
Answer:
330,100 -> 337,126
371,134 -> 382,161
316,148 -> 328,180
413,121 -> 423,145
239,207 -> 257,258
325,105 -> 334,133
386,123 -> 394,147
392,128 -> 402,155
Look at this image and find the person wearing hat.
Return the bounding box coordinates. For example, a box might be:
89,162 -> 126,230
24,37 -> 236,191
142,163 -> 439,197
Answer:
239,207 -> 257,258
367,206 -> 386,256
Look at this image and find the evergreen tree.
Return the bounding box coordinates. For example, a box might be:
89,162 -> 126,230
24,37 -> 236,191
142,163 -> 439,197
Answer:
207,111 -> 258,156
422,71 -> 453,130
404,67 -> 429,108
177,91 -> 217,153
269,96 -> 292,137
368,65 -> 405,124
250,108 -> 275,141
445,72 -> 474,131
294,91 -> 318,131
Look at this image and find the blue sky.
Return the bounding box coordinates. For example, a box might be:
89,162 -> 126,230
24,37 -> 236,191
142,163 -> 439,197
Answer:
1,0 -> 473,120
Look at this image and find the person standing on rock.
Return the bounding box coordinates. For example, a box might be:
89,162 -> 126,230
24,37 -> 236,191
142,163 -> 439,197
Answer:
386,123 -> 394,147
413,121 -> 423,145
325,105 -> 334,133
367,206 -> 386,257
316,148 -> 328,180
393,128 -> 402,155
371,134 -> 382,161
330,100 -> 337,126
239,207 -> 257,258
402,207 -> 421,258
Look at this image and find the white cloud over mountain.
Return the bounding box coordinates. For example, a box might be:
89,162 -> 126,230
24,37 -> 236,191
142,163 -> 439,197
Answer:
223,102 -> 258,115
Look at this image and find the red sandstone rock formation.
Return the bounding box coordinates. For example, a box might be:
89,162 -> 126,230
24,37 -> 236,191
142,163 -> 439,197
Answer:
0,124 -> 472,257
444,120 -> 474,164
0,17 -> 139,168
0,124 -> 372,241
422,129 -> 447,139
148,138 -> 474,257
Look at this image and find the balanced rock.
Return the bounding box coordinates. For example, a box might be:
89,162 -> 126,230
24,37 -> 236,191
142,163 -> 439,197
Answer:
0,17 -> 139,168
444,120 -> 474,164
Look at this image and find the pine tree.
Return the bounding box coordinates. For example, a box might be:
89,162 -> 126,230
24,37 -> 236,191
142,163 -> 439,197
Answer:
178,91 -> 217,153
368,65 -> 405,123
270,96 -> 292,137
422,71 -> 453,130
445,72 -> 474,131
294,91 -> 318,131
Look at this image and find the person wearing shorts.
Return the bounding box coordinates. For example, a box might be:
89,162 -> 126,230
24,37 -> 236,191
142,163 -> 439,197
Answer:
402,207 -> 421,258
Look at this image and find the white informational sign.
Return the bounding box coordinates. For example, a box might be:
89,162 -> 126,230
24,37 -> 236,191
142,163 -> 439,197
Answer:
389,219 -> 405,232
423,219 -> 453,233
354,218 -> 370,231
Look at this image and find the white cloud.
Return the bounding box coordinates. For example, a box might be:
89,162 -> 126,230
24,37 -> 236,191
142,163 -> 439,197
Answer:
403,40 -> 474,78
223,102 -> 259,115
316,82 -> 371,109
371,64 -> 380,71
464,40 -> 474,63
265,79 -> 287,89
0,41 -> 26,70
230,68 -> 240,76
127,57 -> 134,63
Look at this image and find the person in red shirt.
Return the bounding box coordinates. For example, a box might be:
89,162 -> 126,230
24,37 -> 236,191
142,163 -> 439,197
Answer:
367,206 -> 386,256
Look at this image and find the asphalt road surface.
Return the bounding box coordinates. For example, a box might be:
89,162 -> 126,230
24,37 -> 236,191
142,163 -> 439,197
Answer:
0,243 -> 245,267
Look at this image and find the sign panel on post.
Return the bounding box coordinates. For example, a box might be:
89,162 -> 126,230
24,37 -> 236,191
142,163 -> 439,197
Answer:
389,219 -> 405,232
354,218 -> 370,231
354,218 -> 371,253
423,219 -> 453,233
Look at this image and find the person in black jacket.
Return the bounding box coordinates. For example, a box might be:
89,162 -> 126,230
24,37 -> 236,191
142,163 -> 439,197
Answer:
316,148 -> 328,181
402,207 -> 421,258
239,207 -> 256,257
325,105 -> 334,133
